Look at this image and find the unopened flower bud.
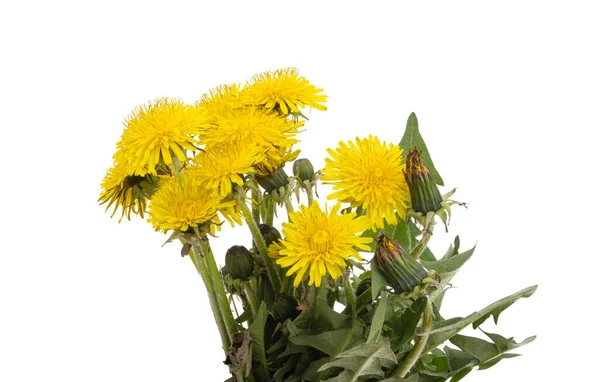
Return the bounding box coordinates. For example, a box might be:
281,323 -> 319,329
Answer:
404,147 -> 443,214
258,224 -> 282,248
293,158 -> 315,183
374,234 -> 428,293
257,168 -> 289,193
225,245 -> 254,280
272,294 -> 299,322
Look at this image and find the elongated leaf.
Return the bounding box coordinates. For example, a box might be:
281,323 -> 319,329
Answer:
371,259 -> 387,300
399,112 -> 444,186
319,338 -> 397,382
421,244 -> 476,277
250,302 -> 271,381
450,331 -> 535,370
367,293 -> 387,344
386,297 -> 427,351
424,285 -> 537,352
290,320 -> 364,357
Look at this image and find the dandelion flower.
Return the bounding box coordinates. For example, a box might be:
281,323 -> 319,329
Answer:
243,68 -> 327,114
115,98 -> 208,176
200,107 -> 302,149
147,176 -> 240,234
254,145 -> 300,179
98,162 -> 158,222
188,143 -> 267,197
322,135 -> 411,230
197,83 -> 243,118
276,202 -> 372,287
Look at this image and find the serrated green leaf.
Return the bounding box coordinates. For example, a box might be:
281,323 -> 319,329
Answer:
290,320 -> 364,357
421,244 -> 476,277
386,297 -> 427,351
399,112 -> 444,186
367,293 -> 387,344
250,302 -> 271,381
424,285 -> 537,353
381,375 -> 420,382
319,338 -> 397,382
314,297 -> 351,330
449,332 -> 534,371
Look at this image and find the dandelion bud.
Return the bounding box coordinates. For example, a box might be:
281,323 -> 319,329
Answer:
225,245 -> 254,280
272,294 -> 299,322
257,168 -> 289,193
258,224 -> 282,248
404,147 -> 443,214
355,277 -> 371,296
374,234 -> 428,293
293,158 -> 315,183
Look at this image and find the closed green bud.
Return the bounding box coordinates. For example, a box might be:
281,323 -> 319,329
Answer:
272,294 -> 299,322
257,168 -> 288,193
225,245 -> 254,280
374,234 -> 428,293
258,224 -> 282,247
404,147 -> 443,214
355,277 -> 372,296
293,158 -> 315,182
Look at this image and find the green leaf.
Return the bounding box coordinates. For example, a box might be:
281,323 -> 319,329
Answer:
290,320 -> 364,357
364,215 -> 421,253
449,331 -> 535,370
319,338 -> 397,382
367,293 -> 387,344
399,112 -> 444,186
424,285 -> 537,352
381,376 -> 420,382
250,302 -> 271,381
386,297 -> 427,351
371,259 -> 387,300
421,244 -> 476,277
314,298 -> 352,330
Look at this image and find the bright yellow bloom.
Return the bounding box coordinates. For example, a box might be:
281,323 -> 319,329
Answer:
254,146 -> 300,178
147,176 -> 240,234
275,202 -> 372,287
114,98 -> 208,176
99,162 -> 157,222
243,68 -> 327,114
200,107 -> 302,148
188,143 -> 267,197
197,83 -> 243,118
322,136 -> 411,230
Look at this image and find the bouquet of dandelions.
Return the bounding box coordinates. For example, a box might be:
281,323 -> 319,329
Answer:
100,68 -> 536,382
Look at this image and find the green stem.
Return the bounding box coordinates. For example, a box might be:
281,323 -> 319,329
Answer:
393,298 -> 433,377
196,239 -> 238,342
343,272 -> 356,316
265,198 -> 274,226
409,219 -> 435,259
251,188 -> 261,226
236,193 -> 282,293
284,198 -> 294,221
188,243 -> 231,350
243,280 -> 260,321
306,185 -> 314,206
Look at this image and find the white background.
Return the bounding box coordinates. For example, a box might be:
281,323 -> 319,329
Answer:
1,1 -> 598,381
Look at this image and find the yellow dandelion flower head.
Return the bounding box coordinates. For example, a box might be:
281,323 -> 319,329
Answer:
321,135 -> 411,230
200,107 -> 303,149
115,97 -> 208,176
276,202 -> 372,287
254,146 -> 301,178
188,143 -> 267,197
147,176 -> 239,234
243,68 -> 327,114
99,162 -> 157,222
197,83 -> 243,118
